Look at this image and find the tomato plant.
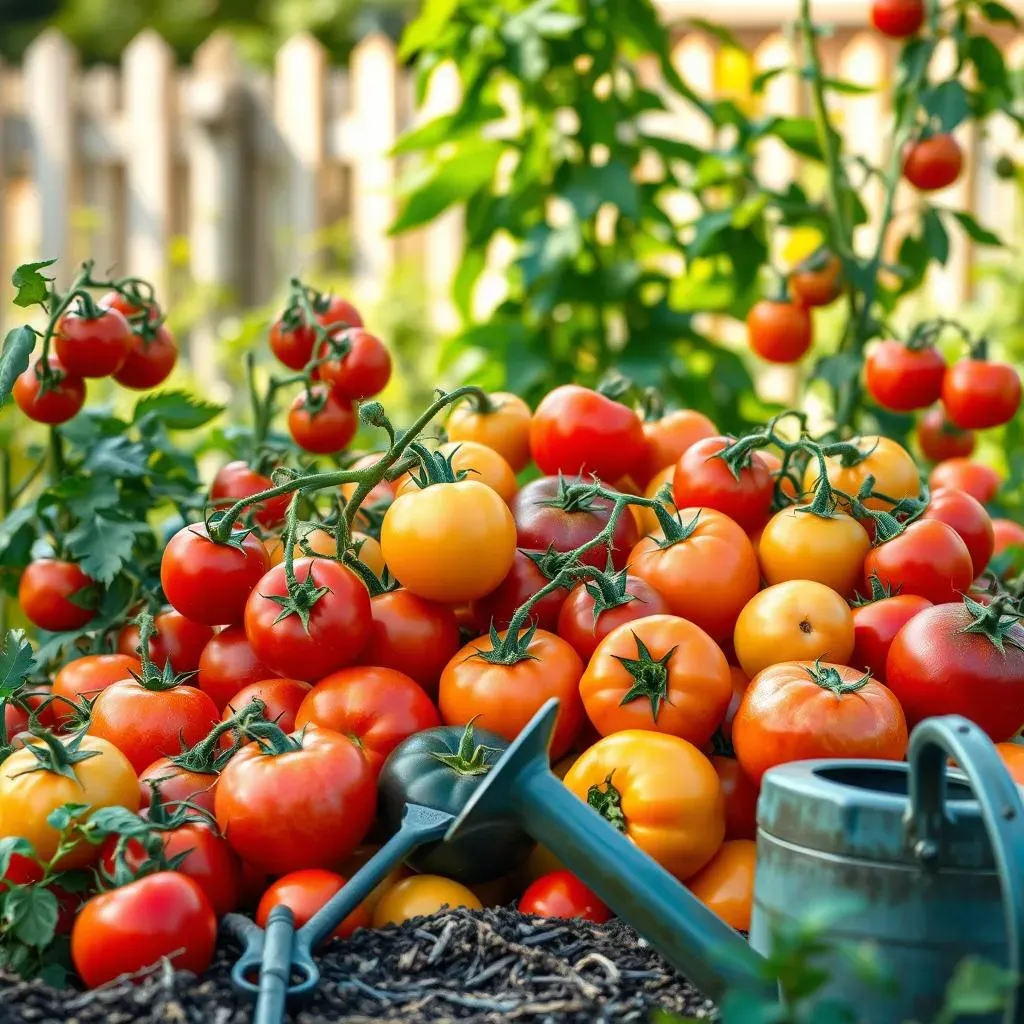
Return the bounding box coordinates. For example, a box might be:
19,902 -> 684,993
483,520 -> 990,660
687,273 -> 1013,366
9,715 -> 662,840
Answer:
54,305 -> 132,379
871,0 -> 925,38
903,133 -> 963,192
317,329 -> 392,401
287,386 -> 358,454
941,355 -> 1022,430
864,339 -> 946,412
916,407 -> 975,462
12,358 -> 86,425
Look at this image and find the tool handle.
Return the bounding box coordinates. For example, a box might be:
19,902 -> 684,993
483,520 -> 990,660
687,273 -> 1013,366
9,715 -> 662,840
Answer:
254,906 -> 298,1024
907,715 -> 1024,1024
223,913 -> 273,997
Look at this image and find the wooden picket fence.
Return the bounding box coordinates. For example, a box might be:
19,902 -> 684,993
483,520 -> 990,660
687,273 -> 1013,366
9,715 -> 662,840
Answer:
0,3 -> 1022,376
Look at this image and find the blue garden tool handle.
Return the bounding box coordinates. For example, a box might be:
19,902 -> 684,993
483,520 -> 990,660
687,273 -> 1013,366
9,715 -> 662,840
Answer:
907,715 -> 1024,1024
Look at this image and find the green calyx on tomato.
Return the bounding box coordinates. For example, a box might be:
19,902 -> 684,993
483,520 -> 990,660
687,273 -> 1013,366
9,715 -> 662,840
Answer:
579,560 -> 640,620
537,475 -> 606,516
11,729 -> 100,782
594,369 -> 635,403
429,718 -> 500,777
237,719 -> 304,756
803,659 -> 871,696
958,595 -> 1024,655
586,773 -> 627,833
648,507 -> 703,548
613,631 -> 678,719
402,441 -> 469,491
849,474 -> 928,545
166,699 -> 267,775
851,573 -> 901,606
128,613 -> 198,693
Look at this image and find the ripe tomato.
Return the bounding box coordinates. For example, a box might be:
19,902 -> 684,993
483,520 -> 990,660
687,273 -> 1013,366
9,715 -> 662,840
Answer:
917,407 -> 975,462
686,839 -> 756,931
257,869 -> 370,941
470,550 -> 568,633
789,252 -> 843,308
639,409 -> 718,487
579,614 -> 732,746
997,743 -> 1024,786
317,329 -> 391,400
863,520 -> 973,605
864,340 -> 946,412
215,725 -> 376,874
734,580 -> 855,678
54,307 -> 132,378
733,661 -> 908,785
220,678 -> 311,742
138,758 -> 219,817
928,458 -> 1000,504
802,435 -> 920,514
886,601 -> 1024,740
711,754 -> 758,840
634,466 -> 677,537
851,593 -> 932,682
161,523 -> 270,626
112,324 -> 178,390
71,873 -> 216,987
12,356 -> 86,424
18,558 -> 95,632
519,870 -> 611,923
0,735 -> 139,868
942,359 -> 1022,430
269,296 -> 363,370
903,134 -> 963,191
673,437 -> 774,533
117,610 -> 213,676
197,624 -> 277,710
628,508 -> 760,643
993,519 -> 1024,571
438,629 -> 585,760
922,488 -> 994,578
556,574 -> 670,662
530,384 -> 646,483
210,461 -> 289,528
397,441 -> 518,504
511,475 -> 639,572
88,680 -> 219,774
563,730 -> 724,880
381,480 -> 517,603
51,653 -> 141,727
244,559 -> 371,682
98,290 -> 161,323
372,875 -> 482,927
288,386 -> 357,454
447,392 -> 532,473
746,300 -> 812,363
871,0 -> 924,36
295,667 -> 439,775
718,665 -> 751,745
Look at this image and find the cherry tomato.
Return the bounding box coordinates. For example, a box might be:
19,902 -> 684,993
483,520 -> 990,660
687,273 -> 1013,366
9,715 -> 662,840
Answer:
992,519 -> 1024,573
257,869 -> 370,941
803,435 -> 920,514
851,594 -> 932,682
447,392 -> 533,472
161,523 -> 270,626
686,840 -> 756,931
18,559 -> 95,632
117,610 -> 213,676
922,488 -> 994,578
13,356 -> 86,424
746,299 -> 812,363
863,520 -> 974,605
929,458 -> 1000,504
789,252 -> 843,308
317,329 -> 392,400
519,870 -> 611,923
138,758 -> 220,817
288,386 -> 357,454
269,296 -> 363,370
71,873 -> 216,987
372,875 -> 482,927
210,461 -> 289,528
470,550 -> 568,633
51,654 -> 141,727
98,290 -> 161,322
903,134 -> 963,192
870,0 -> 924,36
917,407 -> 975,462
54,306 -> 132,378
197,624 -> 277,711
711,754 -> 758,841
244,558 -> 371,681
639,410 -> 718,487
112,323 -> 178,390
220,678 -> 312,743
941,359 -> 1022,430
864,340 -> 946,412
530,385 -> 646,484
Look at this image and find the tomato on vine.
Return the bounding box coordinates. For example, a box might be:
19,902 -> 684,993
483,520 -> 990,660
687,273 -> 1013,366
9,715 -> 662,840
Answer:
18,559 -> 95,633
863,520 -> 973,606
921,488 -> 994,578
941,357 -> 1022,430
54,305 -> 133,378
447,392 -> 533,472
746,299 -> 812,364
51,654 -> 141,727
788,252 -> 842,308
12,357 -> 86,424
113,323 -> 178,390
864,339 -> 946,411
270,294 -> 363,370
318,329 -> 392,400
470,549 -> 568,633
929,458 -> 1001,505
903,134 -> 963,192
117,609 -> 213,676
288,386 -> 358,454
916,407 -> 975,462
197,624 -> 277,710
211,461 -> 289,528
870,0 -> 925,38
851,588 -> 932,682
639,409 -> 717,487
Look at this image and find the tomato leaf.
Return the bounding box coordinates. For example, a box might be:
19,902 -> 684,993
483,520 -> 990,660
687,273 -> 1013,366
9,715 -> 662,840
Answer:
0,837 -> 35,880
0,325 -> 39,405
81,436 -> 150,478
0,630 -> 36,701
133,390 -> 224,431
980,0 -> 1019,25
65,512 -> 151,585
949,210 -> 1003,247
940,957 -> 1017,1018
4,886 -> 58,948
923,208 -> 950,266
921,80 -> 970,132
762,117 -> 827,161
11,260 -> 56,309
809,353 -> 862,395
46,803 -> 91,832
81,806 -> 150,840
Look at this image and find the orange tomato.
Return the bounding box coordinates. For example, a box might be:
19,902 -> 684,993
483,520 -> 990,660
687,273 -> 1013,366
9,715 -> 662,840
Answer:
720,665 -> 751,744
579,614 -> 732,746
711,754 -> 759,840
628,508 -> 760,643
372,875 -> 482,927
789,252 -> 843,308
803,435 -> 920,513
446,392 -> 532,473
639,410 -> 717,486
929,458 -> 1001,505
686,839 -> 757,931
733,580 -> 855,679
997,742 -> 1024,785
733,660 -> 908,785
268,527 -> 385,577
396,441 -> 518,504
635,466 -> 676,537
563,730 -> 724,880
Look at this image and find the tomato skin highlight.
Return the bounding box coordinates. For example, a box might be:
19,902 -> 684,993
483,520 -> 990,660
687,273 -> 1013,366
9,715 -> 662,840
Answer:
921,488 -> 994,578
519,870 -> 611,923
903,134 -> 963,192
257,869 -> 370,942
54,307 -> 133,378
19,559 -> 95,632
864,340 -> 946,412
929,458 -> 1000,505
287,386 -> 358,454
871,0 -> 925,37
746,300 -> 812,364
210,461 -> 289,528
197,624 -> 278,711
851,594 -> 932,682
863,520 -> 974,606
917,407 -> 975,462
117,610 -> 213,676
941,359 -> 1022,430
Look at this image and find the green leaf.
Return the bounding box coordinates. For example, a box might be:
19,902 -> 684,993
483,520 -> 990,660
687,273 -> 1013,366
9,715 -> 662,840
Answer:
980,0 -> 1019,25
398,0 -> 459,59
133,390 -> 224,430
764,117 -> 824,161
922,80 -> 971,132
0,326 -> 38,405
752,66 -> 789,94
820,78 -> 876,95
950,210 -> 1003,246
392,102 -> 505,156
941,957 -> 1017,1018
688,19 -> 741,49
686,210 -> 735,259
82,806 -> 149,839
810,353 -> 863,394
0,837 -> 34,880
4,886 -> 58,948
0,630 -> 35,701
638,133 -> 703,164
11,260 -> 56,308
968,35 -> 1008,91
562,161 -> 639,220
923,208 -> 950,265
45,803 -> 91,832
65,512 -> 150,585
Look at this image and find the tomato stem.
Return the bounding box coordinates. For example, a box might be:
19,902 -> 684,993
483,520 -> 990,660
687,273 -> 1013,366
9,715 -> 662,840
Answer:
430,718 -> 501,776
586,773 -> 627,833
9,728 -> 100,782
614,631 -> 678,720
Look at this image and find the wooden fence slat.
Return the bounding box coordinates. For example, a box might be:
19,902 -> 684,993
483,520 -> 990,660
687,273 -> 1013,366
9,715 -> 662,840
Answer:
80,67 -> 121,277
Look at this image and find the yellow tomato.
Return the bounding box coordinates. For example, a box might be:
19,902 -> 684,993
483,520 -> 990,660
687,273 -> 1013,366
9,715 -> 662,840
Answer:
351,532 -> 386,576
268,527 -> 386,578
446,392 -> 533,472
757,505 -> 871,597
803,436 -> 920,513
372,875 -> 482,927
380,481 -> 517,603
686,839 -> 756,931
397,441 -> 518,505
0,735 -> 140,868
733,580 -> 855,678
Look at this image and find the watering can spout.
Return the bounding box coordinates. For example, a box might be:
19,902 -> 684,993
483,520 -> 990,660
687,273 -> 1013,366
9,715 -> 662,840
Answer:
446,699 -> 773,1004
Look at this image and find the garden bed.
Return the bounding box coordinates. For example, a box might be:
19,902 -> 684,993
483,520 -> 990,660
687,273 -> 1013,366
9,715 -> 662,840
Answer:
0,907 -> 715,1024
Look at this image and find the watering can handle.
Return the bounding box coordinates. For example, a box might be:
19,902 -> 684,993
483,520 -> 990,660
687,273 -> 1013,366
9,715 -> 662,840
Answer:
907,715 -> 1024,1024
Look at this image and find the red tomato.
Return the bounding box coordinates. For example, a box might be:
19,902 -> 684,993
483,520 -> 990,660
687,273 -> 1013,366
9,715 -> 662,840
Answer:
197,624 -> 277,710
243,558 -> 371,682
921,489 -> 994,578
18,559 -> 94,632
71,873 -> 216,987
54,307 -> 132,378
929,459 -> 1001,505
917,407 -> 975,462
746,300 -> 812,364
903,134 -> 963,192
639,410 -> 718,486
864,340 -> 946,412
138,758 -> 220,817
288,386 -> 357,454
161,523 -> 270,627
270,296 -> 363,370
673,437 -> 774,533
210,461 -> 289,529
112,324 -> 178,390
4,686 -> 54,736
295,667 -> 439,775
215,725 -> 376,874
519,870 -> 611,924
870,0 -> 925,37
51,654 -> 141,727
318,329 -> 392,400
511,476 -> 639,571
886,601 -> 1024,740
219,678 -> 312,745
851,594 -> 932,682
863,520 -> 973,606
361,590 -> 461,698
117,610 -> 214,676
711,754 -> 759,841
13,356 -> 86,425
992,519 -> 1024,571
941,359 -> 1022,430
98,290 -> 161,323
789,253 -> 843,309
470,550 -> 568,633
256,869 -> 370,941
529,385 -> 646,484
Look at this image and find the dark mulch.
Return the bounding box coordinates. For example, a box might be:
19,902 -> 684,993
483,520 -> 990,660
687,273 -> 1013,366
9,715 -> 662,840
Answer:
0,907 -> 717,1024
